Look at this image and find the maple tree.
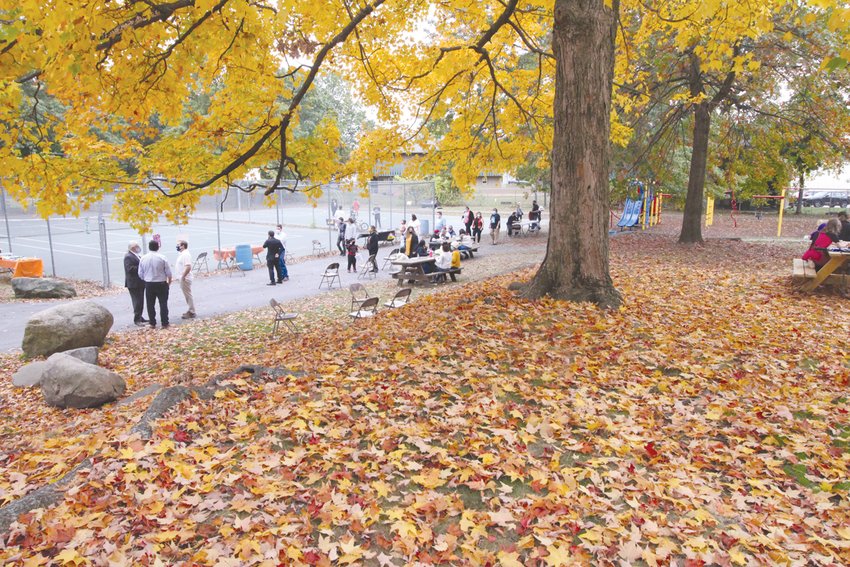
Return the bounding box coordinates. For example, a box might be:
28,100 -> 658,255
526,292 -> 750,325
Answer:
615,0 -> 850,243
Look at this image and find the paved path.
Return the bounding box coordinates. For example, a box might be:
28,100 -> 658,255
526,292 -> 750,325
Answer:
0,248 -> 398,353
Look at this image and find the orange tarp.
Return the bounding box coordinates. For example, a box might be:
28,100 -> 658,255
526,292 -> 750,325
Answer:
0,257 -> 44,278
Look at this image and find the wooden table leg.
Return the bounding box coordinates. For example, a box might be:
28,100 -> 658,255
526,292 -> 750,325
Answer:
801,256 -> 849,291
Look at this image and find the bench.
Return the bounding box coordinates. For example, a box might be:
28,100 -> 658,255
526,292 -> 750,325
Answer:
432,268 -> 461,283
792,258 -> 817,279
392,271 -> 433,285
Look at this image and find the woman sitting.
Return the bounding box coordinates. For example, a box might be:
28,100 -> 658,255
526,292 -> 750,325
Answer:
802,218 -> 841,269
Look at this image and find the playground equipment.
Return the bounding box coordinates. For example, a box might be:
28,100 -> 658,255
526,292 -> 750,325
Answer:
616,181 -> 666,230
708,188 -> 788,236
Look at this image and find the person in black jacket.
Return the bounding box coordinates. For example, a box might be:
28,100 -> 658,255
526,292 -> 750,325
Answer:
262,230 -> 284,285
366,226 -> 379,272
124,241 -> 147,326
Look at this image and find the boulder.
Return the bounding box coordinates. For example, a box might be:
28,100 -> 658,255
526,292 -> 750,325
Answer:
11,277 -> 77,299
22,301 -> 113,358
12,361 -> 48,388
62,346 -> 99,365
40,353 -> 125,409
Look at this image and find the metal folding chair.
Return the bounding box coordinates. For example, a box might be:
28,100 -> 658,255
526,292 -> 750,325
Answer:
319,262 -> 341,289
192,252 -> 210,274
383,288 -> 411,309
349,296 -> 379,320
312,240 -> 327,255
358,254 -> 378,279
270,299 -> 298,334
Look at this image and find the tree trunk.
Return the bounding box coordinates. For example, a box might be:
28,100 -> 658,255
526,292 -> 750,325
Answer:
520,0 -> 621,309
795,172 -> 805,215
679,103 -> 711,243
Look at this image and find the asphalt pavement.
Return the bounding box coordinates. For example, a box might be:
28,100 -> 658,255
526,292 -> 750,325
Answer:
0,247 -> 397,353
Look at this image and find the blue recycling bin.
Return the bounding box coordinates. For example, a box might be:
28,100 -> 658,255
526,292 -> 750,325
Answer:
420,219 -> 430,236
234,244 -> 253,271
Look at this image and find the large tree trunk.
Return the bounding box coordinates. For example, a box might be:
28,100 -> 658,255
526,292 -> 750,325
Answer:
520,0 -> 621,309
679,103 -> 711,243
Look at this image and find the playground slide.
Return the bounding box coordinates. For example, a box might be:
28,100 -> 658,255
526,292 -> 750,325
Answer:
617,199 -> 636,228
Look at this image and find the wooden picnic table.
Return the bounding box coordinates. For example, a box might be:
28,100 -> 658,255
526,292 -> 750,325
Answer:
799,248 -> 850,291
391,256 -> 436,286
0,256 -> 44,277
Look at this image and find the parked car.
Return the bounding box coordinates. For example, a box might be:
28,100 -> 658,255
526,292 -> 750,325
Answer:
801,191 -> 849,207
420,197 -> 441,208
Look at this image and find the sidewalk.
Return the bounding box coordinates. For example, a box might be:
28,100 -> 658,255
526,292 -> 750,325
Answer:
0,232 -> 549,353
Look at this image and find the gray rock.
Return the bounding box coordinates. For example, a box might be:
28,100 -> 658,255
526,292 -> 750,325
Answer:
22,301 -> 113,358
11,277 -> 77,299
12,361 -> 48,387
62,346 -> 99,365
40,353 -> 125,408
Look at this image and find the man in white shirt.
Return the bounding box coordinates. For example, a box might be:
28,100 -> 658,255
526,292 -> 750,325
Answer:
138,240 -> 173,328
174,240 -> 195,319
434,211 -> 446,233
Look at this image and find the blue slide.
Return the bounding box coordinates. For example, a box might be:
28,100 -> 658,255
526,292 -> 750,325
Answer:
617,199 -> 636,228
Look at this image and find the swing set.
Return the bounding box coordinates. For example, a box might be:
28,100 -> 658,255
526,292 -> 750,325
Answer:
705,187 -> 789,237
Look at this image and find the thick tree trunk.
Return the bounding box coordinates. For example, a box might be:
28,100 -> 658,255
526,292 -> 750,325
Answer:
520,0 -> 621,309
679,104 -> 711,243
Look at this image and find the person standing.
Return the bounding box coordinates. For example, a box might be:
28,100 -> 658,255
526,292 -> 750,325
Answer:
336,217 -> 346,255
275,224 -> 290,281
174,240 -> 196,319
410,214 -> 420,235
434,210 -> 446,233
473,212 -> 484,243
462,206 -> 473,234
138,240 -> 172,328
345,238 -> 359,272
124,241 -> 147,326
263,230 -> 284,285
366,226 -> 379,272
373,205 -> 382,228
489,208 -> 501,244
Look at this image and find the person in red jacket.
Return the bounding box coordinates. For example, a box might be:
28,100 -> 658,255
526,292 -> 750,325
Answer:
802,218 -> 841,269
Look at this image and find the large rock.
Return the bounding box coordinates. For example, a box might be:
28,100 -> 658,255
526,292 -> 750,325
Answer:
22,301 -> 113,358
11,277 -> 77,299
12,361 -> 48,387
40,353 -> 125,408
62,346 -> 99,365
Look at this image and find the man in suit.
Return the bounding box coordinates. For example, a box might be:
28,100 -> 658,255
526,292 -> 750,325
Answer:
262,230 -> 284,285
124,241 -> 147,326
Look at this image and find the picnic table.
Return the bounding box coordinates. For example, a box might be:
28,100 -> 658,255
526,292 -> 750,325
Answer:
391,256 -> 437,286
797,248 -> 850,291
213,245 -> 264,268
0,256 -> 44,278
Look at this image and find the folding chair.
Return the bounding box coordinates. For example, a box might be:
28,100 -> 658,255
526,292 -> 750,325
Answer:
349,296 -> 379,320
192,252 -> 210,274
383,288 -> 411,309
358,254 -> 378,279
319,262 -> 341,289
381,248 -> 400,271
312,240 -> 327,255
269,299 -> 298,334
349,283 -> 373,311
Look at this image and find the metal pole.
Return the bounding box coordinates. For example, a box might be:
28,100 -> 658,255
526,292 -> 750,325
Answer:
367,183 -> 372,229
431,181 -> 436,232
0,185 -> 11,253
45,217 -> 56,276
275,188 -> 280,226
388,182 -> 393,230
403,185 -> 407,222
215,190 -> 222,252
98,216 -> 110,287
327,186 -> 333,253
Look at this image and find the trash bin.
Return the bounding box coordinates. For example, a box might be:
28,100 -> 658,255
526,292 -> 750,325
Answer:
234,244 -> 253,271
420,219 -> 430,236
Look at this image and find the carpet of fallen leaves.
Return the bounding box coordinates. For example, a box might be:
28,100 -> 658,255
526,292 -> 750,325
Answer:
2,225 -> 850,566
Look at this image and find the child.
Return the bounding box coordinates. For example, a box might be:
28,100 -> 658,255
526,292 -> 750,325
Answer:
346,238 -> 358,272
803,218 -> 841,269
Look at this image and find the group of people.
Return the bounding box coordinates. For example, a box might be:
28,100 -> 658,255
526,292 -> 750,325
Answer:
802,211 -> 850,269
124,238 -> 195,329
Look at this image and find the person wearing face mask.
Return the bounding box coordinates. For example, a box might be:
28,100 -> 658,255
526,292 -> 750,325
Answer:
174,240 -> 196,319
124,241 -> 147,326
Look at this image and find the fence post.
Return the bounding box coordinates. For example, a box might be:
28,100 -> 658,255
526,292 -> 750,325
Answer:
45,217 -> 56,276
98,216 -> 110,288
0,185 -> 11,253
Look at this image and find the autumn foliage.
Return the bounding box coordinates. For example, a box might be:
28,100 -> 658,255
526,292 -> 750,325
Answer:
1,232 -> 849,564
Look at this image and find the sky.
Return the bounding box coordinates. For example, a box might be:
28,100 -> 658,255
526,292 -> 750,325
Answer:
807,167 -> 850,190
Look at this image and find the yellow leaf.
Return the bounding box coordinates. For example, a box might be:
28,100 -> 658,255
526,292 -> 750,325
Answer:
392,519 -> 418,539
286,546 -> 302,560
544,543 -> 571,566
498,550 -> 523,567
54,548 -> 87,565
729,546 -> 747,565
